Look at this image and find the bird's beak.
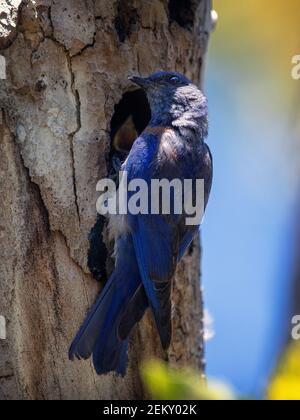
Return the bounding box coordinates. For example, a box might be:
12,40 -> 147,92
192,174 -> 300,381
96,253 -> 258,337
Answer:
128,75 -> 151,89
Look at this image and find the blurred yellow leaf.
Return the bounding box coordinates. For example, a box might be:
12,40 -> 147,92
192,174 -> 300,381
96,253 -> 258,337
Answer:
267,342 -> 300,400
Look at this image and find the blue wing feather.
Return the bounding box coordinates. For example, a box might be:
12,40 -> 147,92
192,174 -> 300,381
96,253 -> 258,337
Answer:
125,132 -> 181,347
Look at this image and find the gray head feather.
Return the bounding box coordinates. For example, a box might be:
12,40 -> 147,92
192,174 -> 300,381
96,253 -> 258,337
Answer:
129,71 -> 208,139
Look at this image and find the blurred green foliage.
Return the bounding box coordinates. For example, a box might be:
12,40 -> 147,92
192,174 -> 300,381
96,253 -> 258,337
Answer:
141,359 -> 234,400
141,348 -> 300,400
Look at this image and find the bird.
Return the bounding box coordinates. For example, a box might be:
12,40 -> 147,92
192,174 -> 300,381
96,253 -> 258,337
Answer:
69,71 -> 213,375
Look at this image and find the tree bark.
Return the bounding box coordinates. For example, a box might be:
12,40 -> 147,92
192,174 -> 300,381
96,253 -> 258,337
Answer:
0,0 -> 212,400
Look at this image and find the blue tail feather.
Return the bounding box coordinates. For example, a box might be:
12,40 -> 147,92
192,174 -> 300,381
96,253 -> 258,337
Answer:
69,235 -> 147,375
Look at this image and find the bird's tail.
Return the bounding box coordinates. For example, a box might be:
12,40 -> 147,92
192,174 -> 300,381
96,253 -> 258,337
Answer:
69,235 -> 148,375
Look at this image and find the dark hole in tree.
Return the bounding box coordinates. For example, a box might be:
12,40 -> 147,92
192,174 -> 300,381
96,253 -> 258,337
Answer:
88,89 -> 151,282
110,89 -> 151,156
88,215 -> 108,281
114,0 -> 139,43
168,0 -> 197,30
188,241 -> 194,256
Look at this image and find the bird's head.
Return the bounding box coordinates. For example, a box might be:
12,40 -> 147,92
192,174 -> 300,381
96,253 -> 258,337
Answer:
128,71 -> 208,136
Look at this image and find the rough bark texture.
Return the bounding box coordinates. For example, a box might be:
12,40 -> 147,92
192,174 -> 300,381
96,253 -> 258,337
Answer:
0,0 -> 212,400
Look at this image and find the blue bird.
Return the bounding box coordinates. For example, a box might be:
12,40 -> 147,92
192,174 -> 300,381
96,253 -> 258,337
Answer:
69,71 -> 213,375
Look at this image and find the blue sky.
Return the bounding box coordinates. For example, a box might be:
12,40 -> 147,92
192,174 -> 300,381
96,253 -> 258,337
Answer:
201,52 -> 299,397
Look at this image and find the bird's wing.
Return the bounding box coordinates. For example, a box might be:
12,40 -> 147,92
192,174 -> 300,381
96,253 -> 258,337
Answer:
124,132 -> 213,349
129,213 -> 178,349
124,132 -> 183,348
177,142 -> 213,260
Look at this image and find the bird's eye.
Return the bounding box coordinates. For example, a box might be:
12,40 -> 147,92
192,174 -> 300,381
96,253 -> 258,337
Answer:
169,76 -> 180,84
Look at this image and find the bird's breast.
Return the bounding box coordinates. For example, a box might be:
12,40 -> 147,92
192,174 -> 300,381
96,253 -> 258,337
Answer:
142,126 -> 183,164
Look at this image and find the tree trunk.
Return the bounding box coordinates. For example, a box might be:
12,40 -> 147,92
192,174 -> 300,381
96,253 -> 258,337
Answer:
0,0 -> 212,400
